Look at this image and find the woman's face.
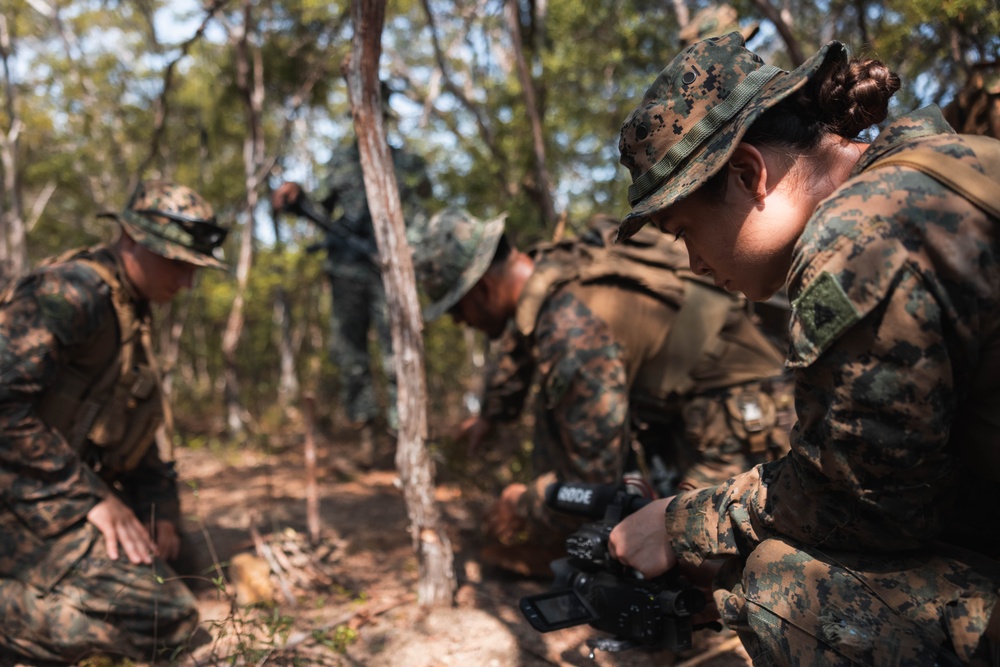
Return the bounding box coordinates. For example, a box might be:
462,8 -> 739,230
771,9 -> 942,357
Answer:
646,144 -> 811,302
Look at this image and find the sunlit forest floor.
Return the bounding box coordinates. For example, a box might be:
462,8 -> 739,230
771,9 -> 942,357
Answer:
152,421 -> 755,667
5,414 -> 752,667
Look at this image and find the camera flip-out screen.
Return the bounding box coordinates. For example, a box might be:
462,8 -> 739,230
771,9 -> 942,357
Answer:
520,588 -> 599,632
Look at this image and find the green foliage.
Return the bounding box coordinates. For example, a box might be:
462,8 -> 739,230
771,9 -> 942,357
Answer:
314,624 -> 359,653
5,0 -> 997,453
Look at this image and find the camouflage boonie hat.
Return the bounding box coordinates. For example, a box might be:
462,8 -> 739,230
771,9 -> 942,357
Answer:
410,207 -> 507,322
99,180 -> 229,270
617,32 -> 848,241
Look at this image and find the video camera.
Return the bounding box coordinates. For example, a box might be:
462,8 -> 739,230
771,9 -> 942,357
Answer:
519,481 -> 705,655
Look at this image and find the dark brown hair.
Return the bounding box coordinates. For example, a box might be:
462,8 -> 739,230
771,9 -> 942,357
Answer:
702,55 -> 901,197
751,56 -> 901,146
487,233 -> 513,273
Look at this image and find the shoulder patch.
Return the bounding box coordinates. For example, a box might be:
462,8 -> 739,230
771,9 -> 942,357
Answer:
792,271 -> 860,358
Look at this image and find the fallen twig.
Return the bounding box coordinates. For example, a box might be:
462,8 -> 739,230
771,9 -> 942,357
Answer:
249,515 -> 297,606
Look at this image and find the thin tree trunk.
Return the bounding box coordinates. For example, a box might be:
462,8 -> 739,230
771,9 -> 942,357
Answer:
346,0 -> 455,607
0,14 -> 27,282
307,311 -> 325,395
221,1 -> 266,436
192,312 -> 212,396
503,0 -> 557,226
273,286 -> 300,407
158,295 -> 191,398
270,212 -> 300,408
303,394 -> 321,546
671,0 -> 690,30
748,0 -> 805,66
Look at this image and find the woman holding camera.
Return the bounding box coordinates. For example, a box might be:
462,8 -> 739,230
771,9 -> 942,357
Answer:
608,32 -> 1000,665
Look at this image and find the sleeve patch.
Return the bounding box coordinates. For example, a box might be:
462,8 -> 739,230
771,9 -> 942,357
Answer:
791,271 -> 860,360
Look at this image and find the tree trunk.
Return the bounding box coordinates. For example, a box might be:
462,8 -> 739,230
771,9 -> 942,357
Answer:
222,1 -> 266,436
303,394 -> 321,546
0,14 -> 27,283
270,214 -> 300,409
671,0 -> 690,30
503,0 -> 558,226
346,0 -> 455,607
748,0 -> 805,66
273,285 -> 300,407
192,314 -> 212,397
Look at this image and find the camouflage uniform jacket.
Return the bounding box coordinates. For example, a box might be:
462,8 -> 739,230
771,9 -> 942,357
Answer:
319,142 -> 430,279
502,226 -> 788,518
0,245 -> 180,585
665,107 -> 1000,565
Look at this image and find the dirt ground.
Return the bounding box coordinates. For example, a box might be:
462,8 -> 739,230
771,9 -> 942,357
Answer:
164,425 -> 754,667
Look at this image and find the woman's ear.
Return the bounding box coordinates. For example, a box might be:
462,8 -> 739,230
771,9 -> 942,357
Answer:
726,143 -> 768,205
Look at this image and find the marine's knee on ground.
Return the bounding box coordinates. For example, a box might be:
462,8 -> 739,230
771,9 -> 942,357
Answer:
718,537 -> 1000,666
0,540 -> 200,663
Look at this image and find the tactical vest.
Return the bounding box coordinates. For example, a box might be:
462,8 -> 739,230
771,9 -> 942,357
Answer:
515,221 -> 787,411
1,246 -> 168,478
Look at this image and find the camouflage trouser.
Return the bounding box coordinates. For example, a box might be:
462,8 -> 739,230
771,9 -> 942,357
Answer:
717,538 -> 1000,666
0,524 -> 200,663
329,268 -> 397,430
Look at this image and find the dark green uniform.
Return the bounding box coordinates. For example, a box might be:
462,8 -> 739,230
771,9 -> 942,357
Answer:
317,142 -> 430,430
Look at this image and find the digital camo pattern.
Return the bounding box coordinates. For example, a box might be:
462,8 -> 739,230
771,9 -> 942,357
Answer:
515,308 -> 791,529
663,108 -> 1000,663
616,32 -> 847,238
672,380 -> 792,491
329,270 -> 397,428
0,247 -> 195,661
410,207 -> 507,322
478,323 -> 534,424
479,231 -> 791,534
0,524 -> 199,662
321,142 -> 431,272
104,180 -> 226,270
318,144 -> 431,428
519,287 -> 629,525
726,537 -> 1000,665
532,288 -> 630,482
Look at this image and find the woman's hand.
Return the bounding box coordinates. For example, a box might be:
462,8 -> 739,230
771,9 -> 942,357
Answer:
608,497 -> 677,578
87,495 -> 156,564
